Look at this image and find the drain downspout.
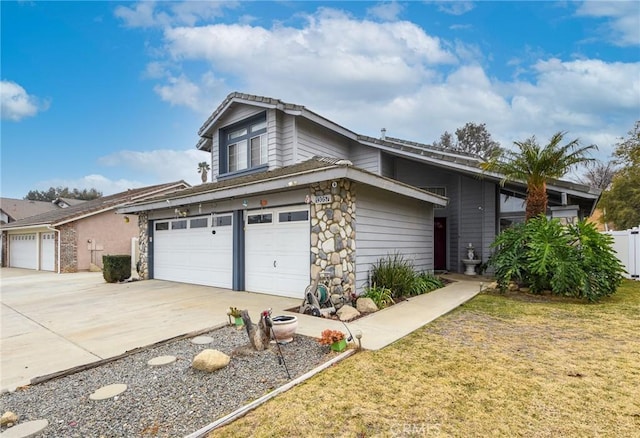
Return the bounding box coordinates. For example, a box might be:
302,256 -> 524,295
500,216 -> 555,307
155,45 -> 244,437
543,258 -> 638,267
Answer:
46,226 -> 61,274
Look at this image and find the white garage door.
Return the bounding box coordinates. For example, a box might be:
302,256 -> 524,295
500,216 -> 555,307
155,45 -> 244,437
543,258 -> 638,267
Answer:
153,215 -> 233,288
245,207 -> 310,298
40,232 -> 55,271
9,234 -> 37,269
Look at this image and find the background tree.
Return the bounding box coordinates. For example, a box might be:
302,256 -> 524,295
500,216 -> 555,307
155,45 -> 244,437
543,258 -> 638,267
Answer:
481,132 -> 596,220
453,122 -> 502,160
577,161 -> 617,190
24,186 -> 102,202
433,131 -> 455,149
197,161 -> 211,184
598,121 -> 640,229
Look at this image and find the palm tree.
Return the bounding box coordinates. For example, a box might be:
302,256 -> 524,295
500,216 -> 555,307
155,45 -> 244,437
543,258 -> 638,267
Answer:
197,161 -> 211,184
481,132 -> 596,220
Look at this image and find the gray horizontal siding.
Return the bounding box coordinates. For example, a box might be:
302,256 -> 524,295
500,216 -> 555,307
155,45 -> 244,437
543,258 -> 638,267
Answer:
296,118 -> 349,161
355,185 -> 434,293
394,158 -> 460,270
350,143 -> 380,173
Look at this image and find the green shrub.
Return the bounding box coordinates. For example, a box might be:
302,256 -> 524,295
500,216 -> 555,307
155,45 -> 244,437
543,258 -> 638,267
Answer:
103,255 -> 131,283
410,272 -> 445,296
370,252 -> 416,298
362,285 -> 394,309
488,216 -> 625,301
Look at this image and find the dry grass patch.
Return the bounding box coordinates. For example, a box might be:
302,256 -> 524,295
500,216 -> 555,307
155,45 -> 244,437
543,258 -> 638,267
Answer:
210,281 -> 640,437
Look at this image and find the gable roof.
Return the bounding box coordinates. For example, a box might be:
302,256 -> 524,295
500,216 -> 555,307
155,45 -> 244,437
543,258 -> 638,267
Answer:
196,92 -> 358,151
1,181 -> 190,230
0,198 -> 62,223
120,157 -> 448,213
194,91 -> 600,215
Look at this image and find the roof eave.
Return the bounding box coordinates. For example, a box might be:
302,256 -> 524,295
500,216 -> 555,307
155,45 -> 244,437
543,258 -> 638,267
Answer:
119,166 -> 447,213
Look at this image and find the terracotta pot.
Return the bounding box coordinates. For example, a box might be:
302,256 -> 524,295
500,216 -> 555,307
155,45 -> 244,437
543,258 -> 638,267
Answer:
270,315 -> 298,343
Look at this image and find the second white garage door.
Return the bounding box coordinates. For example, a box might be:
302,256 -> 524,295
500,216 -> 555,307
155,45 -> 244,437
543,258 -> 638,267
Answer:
152,214 -> 233,288
245,207 -> 310,298
40,232 -> 55,271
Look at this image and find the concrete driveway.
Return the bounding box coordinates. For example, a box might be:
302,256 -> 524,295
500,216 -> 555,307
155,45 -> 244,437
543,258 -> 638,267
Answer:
0,268 -> 299,392
1,268 -> 483,393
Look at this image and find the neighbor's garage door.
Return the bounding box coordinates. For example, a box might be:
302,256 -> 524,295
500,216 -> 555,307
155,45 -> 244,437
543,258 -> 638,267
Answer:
152,214 -> 233,288
9,234 -> 37,269
245,207 -> 310,298
40,232 -> 55,271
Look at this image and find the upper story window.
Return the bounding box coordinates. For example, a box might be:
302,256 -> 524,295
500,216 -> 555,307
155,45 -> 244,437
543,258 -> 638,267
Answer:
220,113 -> 268,175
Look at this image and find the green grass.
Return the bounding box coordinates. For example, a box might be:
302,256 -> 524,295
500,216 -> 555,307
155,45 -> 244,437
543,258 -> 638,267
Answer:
210,280 -> 640,437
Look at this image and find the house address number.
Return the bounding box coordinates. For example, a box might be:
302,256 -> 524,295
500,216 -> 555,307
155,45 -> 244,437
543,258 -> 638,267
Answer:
314,194 -> 333,204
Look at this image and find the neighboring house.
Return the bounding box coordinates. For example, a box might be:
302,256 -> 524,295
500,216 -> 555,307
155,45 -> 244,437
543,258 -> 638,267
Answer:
120,92 -> 600,299
1,198 -> 63,225
1,182 -> 189,273
0,197 -> 86,265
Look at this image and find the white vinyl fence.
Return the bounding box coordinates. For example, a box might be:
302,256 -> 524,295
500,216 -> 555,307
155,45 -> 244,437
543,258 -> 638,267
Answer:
605,226 -> 640,280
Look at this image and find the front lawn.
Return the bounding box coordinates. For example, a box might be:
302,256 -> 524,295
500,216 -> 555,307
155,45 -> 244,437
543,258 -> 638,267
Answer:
210,280 -> 640,436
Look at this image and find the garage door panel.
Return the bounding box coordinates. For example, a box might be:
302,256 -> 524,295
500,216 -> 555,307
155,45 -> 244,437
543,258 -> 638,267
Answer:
153,216 -> 232,288
9,234 -> 38,269
245,208 -> 309,298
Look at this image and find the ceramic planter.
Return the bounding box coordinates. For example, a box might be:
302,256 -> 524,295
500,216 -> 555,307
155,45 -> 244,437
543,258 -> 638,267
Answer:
270,315 -> 298,343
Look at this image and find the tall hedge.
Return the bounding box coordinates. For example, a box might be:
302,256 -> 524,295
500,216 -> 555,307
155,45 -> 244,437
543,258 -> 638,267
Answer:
103,255 -> 131,283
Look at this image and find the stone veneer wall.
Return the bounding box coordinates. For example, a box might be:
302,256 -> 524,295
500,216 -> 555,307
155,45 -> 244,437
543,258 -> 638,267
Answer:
310,179 -> 356,296
137,212 -> 149,280
59,222 -> 78,273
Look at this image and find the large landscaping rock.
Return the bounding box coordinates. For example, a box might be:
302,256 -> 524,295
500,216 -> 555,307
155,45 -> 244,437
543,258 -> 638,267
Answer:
1,411 -> 18,427
337,304 -> 360,321
356,297 -> 378,314
192,349 -> 230,372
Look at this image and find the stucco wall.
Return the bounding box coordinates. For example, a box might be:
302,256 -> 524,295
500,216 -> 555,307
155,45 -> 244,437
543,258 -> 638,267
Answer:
74,210 -> 138,271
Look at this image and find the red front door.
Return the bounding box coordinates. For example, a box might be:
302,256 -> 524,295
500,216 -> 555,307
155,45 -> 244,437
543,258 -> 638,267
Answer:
434,217 -> 447,270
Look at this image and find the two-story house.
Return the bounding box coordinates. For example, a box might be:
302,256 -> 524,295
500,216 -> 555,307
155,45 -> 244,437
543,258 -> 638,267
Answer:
120,92 -> 600,299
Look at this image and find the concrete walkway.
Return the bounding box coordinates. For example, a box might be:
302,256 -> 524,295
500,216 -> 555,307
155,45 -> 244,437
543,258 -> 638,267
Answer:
0,268 -> 483,392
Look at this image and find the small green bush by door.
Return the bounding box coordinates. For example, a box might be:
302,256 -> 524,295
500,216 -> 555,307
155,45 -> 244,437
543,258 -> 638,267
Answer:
367,252 -> 444,302
370,252 -> 416,297
361,285 -> 394,309
103,255 -> 131,283
488,216 -> 625,301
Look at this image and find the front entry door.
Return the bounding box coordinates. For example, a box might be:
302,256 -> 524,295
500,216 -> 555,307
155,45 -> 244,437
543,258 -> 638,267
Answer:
434,217 -> 447,271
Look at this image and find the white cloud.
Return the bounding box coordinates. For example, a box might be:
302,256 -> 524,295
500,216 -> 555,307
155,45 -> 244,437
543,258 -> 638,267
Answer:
159,8 -> 456,106
115,1 -> 238,29
37,175 -> 146,196
366,2 -> 404,21
99,148 -> 209,187
151,72 -> 226,114
120,3 -> 637,166
576,1 -> 640,46
32,149 -> 209,196
0,80 -> 49,121
114,1 -> 162,28
436,1 -> 475,16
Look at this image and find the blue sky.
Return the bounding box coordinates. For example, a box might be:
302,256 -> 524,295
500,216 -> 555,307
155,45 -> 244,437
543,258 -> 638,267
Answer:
1,1 -> 639,199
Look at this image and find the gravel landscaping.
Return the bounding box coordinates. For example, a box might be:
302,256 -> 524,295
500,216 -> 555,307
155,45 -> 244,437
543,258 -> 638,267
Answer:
0,325 -> 331,437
